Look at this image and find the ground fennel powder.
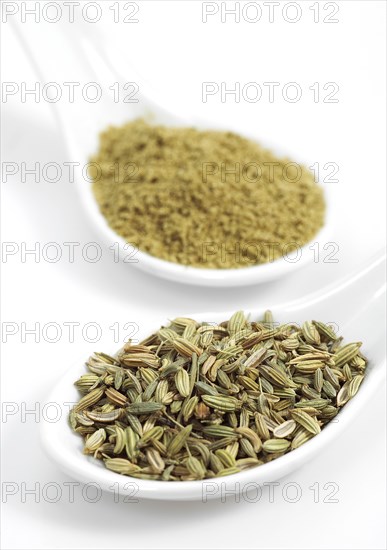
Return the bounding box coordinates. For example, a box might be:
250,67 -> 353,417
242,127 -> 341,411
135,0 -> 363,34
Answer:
92,119 -> 325,269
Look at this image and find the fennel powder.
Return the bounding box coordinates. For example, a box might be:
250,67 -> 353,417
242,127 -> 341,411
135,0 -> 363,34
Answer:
92,119 -> 325,268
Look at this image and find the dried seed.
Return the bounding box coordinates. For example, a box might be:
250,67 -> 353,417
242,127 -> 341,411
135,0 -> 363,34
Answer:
235,427 -> 262,452
167,425 -> 193,456
71,311 -> 367,481
202,425 -> 236,439
313,321 -> 337,341
84,428 -> 106,453
74,388 -> 104,412
175,368 -> 190,397
104,458 -> 140,475
139,426 -> 164,445
113,426 -> 126,454
263,439 -> 291,453
244,347 -> 267,368
293,361 -> 325,373
228,311 -> 247,333
337,382 -> 350,406
195,381 -> 218,396
322,380 -> 337,399
86,409 -> 123,423
294,398 -> 330,410
348,375 -> 364,398
210,452 -> 224,473
124,427 -> 139,460
126,402 -> 164,415
155,380 -> 169,402
237,457 -> 263,469
322,365 -> 339,387
186,456 -> 206,479
172,337 -> 203,358
343,364 -> 353,381
302,321 -> 321,345
126,412 -> 143,436
181,396 -> 199,422
282,337 -> 299,351
75,412 -> 94,427
273,420 -> 297,438
215,449 -> 236,468
146,448 -> 165,474
189,353 -> 198,395
202,395 -> 239,412
334,343 -> 362,369
291,410 -> 321,435
195,402 -> 210,419
142,379 -> 158,401
254,412 -> 270,440
258,365 -> 294,388
319,405 -> 338,420
291,429 -> 314,450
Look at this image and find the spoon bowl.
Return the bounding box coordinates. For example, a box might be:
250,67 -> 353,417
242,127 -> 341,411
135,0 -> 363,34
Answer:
14,21 -> 332,286
41,254 -> 386,500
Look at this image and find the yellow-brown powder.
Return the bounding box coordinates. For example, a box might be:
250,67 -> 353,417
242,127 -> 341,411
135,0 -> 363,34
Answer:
92,119 -> 325,268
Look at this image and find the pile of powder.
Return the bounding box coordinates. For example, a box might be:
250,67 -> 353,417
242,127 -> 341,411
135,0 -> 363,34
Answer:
91,119 -> 325,269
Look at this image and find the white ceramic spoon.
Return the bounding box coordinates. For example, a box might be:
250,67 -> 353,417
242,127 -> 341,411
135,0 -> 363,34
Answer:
13,21 -> 333,286
41,252 -> 386,501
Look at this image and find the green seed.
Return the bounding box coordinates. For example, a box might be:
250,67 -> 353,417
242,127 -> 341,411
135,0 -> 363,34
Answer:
175,368 -> 190,397
348,375 -> 364,398
334,343 -> 362,368
291,410 -> 321,435
168,425 -> 192,456
104,458 -> 140,475
84,428 -> 106,452
263,439 -> 291,453
202,395 -> 239,412
126,402 -> 164,415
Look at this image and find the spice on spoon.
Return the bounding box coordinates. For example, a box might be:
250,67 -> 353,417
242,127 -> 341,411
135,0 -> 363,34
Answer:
70,311 -> 367,481
91,119 -> 325,269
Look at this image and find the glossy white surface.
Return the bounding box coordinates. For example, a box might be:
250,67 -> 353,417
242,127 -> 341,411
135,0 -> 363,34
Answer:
3,3 -> 386,548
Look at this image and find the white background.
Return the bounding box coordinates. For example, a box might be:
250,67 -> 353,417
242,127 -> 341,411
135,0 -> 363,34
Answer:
1,1 -> 386,549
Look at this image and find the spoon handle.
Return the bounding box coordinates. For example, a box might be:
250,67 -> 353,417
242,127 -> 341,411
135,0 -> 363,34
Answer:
286,251 -> 386,311
11,19 -> 192,128
61,21 -> 194,125
284,250 -> 386,354
10,20 -> 148,160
